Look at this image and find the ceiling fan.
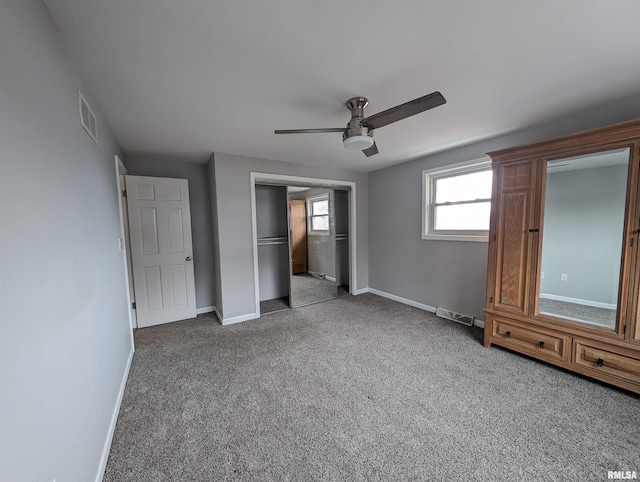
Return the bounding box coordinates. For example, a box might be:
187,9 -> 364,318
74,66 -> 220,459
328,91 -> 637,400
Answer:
274,92 -> 446,157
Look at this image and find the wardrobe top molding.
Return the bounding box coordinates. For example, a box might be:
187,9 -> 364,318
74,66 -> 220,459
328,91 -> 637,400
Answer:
487,118 -> 640,164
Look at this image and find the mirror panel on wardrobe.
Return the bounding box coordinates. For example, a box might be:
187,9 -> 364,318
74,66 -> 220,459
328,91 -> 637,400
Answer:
538,148 -> 630,329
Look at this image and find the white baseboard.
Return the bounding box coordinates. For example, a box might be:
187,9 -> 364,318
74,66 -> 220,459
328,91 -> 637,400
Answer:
352,287 -> 370,295
222,312 -> 259,326
360,287 -> 485,328
196,305 -> 216,315
95,345 -> 134,482
367,288 -> 437,313
213,306 -> 223,323
325,275 -> 336,282
539,293 -> 616,310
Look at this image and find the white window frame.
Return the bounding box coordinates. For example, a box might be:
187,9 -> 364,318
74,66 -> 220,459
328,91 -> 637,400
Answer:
422,157 -> 492,242
307,194 -> 330,236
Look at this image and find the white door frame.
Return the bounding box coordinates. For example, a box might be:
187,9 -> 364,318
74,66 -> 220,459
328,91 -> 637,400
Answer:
114,155 -> 137,338
250,172 -> 357,318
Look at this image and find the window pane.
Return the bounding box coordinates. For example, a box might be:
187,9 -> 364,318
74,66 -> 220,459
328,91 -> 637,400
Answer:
435,170 -> 492,203
434,202 -> 490,231
312,200 -> 329,215
312,215 -> 329,231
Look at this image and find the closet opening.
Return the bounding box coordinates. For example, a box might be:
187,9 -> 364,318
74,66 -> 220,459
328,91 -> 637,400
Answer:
250,173 -> 356,318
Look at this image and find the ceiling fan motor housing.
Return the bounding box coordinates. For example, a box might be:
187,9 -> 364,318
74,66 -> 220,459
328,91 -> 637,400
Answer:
343,97 -> 374,149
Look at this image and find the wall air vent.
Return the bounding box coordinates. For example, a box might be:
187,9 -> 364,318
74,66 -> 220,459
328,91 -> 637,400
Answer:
435,307 -> 474,326
78,90 -> 98,143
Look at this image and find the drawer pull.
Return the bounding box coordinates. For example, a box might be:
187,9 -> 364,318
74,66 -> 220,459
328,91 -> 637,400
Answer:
597,358 -> 604,367
505,331 -> 511,338
538,341 -> 545,349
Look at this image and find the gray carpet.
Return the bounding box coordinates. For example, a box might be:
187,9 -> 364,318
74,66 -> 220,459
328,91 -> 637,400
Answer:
539,297 -> 616,329
260,297 -> 290,315
104,293 -> 639,481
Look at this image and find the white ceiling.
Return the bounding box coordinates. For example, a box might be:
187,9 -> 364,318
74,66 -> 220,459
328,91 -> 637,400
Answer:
44,0 -> 640,172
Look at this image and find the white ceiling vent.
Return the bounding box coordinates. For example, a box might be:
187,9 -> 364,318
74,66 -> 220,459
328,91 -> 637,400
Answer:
435,307 -> 474,326
78,90 -> 98,143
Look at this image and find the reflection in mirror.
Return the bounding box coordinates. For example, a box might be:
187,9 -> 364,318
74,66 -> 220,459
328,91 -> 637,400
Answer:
539,148 -> 629,329
288,186 -> 337,308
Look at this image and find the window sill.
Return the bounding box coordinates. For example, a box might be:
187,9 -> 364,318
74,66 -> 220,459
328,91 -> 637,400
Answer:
422,234 -> 488,242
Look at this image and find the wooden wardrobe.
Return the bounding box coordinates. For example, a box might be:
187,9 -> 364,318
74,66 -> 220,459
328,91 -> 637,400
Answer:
484,118 -> 640,393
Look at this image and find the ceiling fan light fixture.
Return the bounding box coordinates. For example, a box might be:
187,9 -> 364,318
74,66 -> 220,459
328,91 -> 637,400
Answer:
343,135 -> 374,151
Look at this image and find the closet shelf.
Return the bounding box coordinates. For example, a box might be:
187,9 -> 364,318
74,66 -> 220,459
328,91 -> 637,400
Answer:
257,236 -> 288,246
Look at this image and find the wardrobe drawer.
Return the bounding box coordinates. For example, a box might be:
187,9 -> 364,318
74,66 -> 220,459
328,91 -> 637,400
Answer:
573,341 -> 640,385
493,318 -> 569,362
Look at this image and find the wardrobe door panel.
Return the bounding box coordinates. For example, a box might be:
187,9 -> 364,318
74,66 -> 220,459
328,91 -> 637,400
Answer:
494,161 -> 536,315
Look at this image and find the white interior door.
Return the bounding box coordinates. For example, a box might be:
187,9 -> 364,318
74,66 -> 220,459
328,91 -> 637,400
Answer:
125,175 -> 196,327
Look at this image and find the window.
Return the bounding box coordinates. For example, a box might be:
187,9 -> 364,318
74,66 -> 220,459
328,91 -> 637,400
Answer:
307,194 -> 330,235
422,157 -> 492,242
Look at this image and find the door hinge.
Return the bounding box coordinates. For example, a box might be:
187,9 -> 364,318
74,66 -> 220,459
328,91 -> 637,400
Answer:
623,324 -> 627,335
489,296 -> 493,303
122,189 -> 127,198
132,301 -> 136,310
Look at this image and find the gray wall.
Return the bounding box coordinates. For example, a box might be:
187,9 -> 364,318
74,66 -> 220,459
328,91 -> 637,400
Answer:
125,156 -> 215,309
256,185 -> 288,238
369,96 -> 640,321
335,190 -> 350,287
0,1 -> 132,480
258,244 -> 290,301
209,152 -> 368,320
335,190 -> 350,235
256,185 -> 289,301
540,165 -> 627,304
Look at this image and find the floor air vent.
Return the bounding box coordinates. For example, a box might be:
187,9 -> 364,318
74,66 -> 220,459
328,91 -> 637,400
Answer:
435,307 -> 474,326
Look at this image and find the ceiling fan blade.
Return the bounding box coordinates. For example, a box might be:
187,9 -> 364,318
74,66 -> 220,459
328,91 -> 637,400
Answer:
274,128 -> 345,134
362,141 -> 379,157
362,91 -> 446,130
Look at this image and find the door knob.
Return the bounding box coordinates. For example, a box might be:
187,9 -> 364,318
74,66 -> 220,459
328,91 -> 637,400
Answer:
186,256 -> 192,261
